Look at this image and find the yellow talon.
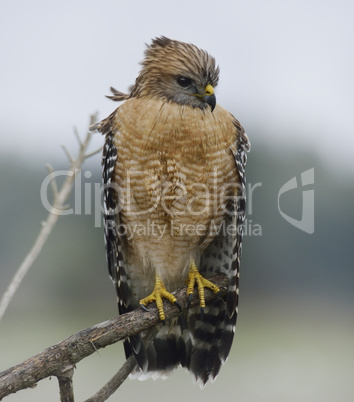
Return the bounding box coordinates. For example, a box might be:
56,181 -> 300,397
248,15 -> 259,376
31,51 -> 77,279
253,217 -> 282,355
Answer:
140,274 -> 180,322
186,260 -> 220,310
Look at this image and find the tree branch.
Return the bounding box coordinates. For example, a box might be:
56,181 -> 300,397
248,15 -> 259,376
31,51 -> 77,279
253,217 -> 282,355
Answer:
0,274 -> 228,400
0,114 -> 101,322
83,326 -> 160,402
57,365 -> 75,402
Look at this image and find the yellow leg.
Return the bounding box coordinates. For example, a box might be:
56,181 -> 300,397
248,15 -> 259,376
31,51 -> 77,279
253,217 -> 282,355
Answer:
140,274 -> 181,323
186,260 -> 220,314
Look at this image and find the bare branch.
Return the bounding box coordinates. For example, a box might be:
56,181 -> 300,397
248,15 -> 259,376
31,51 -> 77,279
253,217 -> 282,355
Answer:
85,146 -> 103,159
84,327 -> 160,402
0,114 -> 98,322
73,126 -> 83,147
61,145 -> 74,164
46,164 -> 59,199
57,365 -> 75,402
0,274 -> 228,400
85,355 -> 137,402
0,211 -> 60,323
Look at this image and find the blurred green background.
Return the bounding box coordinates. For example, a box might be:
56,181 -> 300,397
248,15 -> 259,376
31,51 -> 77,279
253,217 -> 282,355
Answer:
1,1 -> 353,401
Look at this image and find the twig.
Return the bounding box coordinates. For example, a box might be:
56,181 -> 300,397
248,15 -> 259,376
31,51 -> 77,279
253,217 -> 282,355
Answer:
84,355 -> 136,402
85,146 -> 103,159
46,164 -> 59,199
62,145 -> 74,164
0,114 -> 98,322
0,274 -> 228,400
84,326 -> 161,402
57,365 -> 75,402
73,126 -> 83,147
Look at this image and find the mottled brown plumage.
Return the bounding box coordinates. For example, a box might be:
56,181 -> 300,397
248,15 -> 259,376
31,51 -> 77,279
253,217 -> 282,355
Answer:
93,36 -> 250,385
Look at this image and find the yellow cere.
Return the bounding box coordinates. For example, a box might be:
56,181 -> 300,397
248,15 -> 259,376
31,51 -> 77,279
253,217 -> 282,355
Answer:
204,84 -> 214,96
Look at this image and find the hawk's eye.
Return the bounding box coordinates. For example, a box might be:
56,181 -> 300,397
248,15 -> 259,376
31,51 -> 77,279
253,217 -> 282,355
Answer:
177,76 -> 192,88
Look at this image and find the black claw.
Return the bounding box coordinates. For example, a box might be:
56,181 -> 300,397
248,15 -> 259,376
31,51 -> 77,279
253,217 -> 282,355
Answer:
174,301 -> 182,312
187,294 -> 192,308
140,304 -> 149,312
162,319 -> 166,326
200,307 -> 204,319
216,290 -> 221,300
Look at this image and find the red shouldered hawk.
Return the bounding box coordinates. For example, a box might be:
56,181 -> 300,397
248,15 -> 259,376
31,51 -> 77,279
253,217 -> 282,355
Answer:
93,37 -> 250,385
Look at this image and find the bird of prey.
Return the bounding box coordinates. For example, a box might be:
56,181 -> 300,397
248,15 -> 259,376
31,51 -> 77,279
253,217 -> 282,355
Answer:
93,36 -> 250,385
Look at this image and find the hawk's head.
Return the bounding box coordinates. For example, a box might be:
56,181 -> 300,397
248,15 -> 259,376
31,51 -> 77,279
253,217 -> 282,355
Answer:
130,36 -> 219,111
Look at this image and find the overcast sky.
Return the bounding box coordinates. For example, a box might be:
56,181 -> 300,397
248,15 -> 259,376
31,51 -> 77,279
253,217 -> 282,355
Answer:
1,0 -> 353,176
